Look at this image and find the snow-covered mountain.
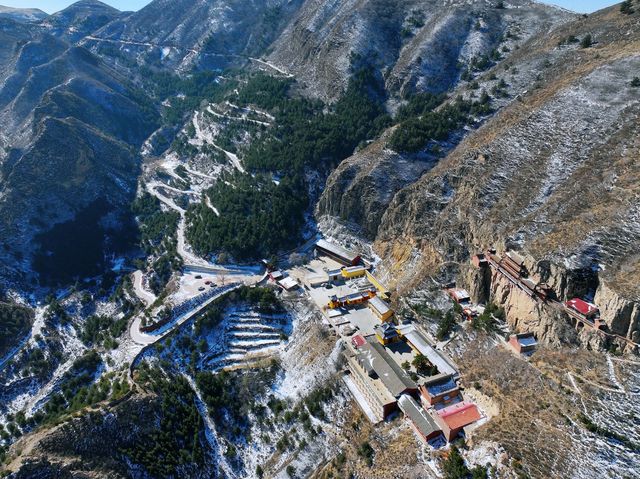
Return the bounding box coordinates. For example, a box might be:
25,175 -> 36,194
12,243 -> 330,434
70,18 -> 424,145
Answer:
0,1 -> 639,478
0,5 -> 47,23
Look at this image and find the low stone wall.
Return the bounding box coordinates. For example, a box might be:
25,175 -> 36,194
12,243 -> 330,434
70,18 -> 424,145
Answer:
140,284 -> 238,333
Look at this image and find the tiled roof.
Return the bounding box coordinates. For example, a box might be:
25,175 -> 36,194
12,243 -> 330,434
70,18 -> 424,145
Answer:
438,402 -> 481,430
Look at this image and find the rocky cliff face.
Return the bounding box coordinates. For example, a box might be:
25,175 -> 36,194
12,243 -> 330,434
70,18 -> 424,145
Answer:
462,260 -> 612,350
314,0 -> 575,238
318,5 -> 640,346
315,130 -> 437,239
595,282 -> 640,343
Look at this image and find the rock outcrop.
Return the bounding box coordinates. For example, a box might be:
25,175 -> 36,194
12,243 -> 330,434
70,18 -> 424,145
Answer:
319,5 -> 640,346
316,130 -> 437,239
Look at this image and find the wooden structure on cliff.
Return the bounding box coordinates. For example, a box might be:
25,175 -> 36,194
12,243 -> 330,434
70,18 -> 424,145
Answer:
479,250 -> 554,303
564,298 -> 605,330
473,251 -> 639,350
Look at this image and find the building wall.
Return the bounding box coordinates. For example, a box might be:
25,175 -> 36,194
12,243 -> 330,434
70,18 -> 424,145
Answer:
375,332 -> 399,345
420,386 -> 460,406
347,355 -> 396,420
407,419 -> 429,444
369,304 -> 394,322
508,336 -> 523,354
434,416 -> 460,442
342,268 -> 366,279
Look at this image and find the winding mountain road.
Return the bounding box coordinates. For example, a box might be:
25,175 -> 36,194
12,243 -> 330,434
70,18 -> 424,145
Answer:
132,270 -> 156,307
81,36 -> 292,78
130,283 -> 242,346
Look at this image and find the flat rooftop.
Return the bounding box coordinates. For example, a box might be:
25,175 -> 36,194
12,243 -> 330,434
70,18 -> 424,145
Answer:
448,288 -> 470,302
517,335 -> 537,347
316,239 -> 359,262
423,374 -> 458,396
369,295 -> 391,315
344,265 -> 366,273
278,277 -> 298,290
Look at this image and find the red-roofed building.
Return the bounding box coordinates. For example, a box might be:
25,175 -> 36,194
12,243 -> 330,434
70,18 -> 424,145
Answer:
565,298 -> 603,328
566,298 -> 597,317
351,335 -> 366,349
435,402 -> 482,441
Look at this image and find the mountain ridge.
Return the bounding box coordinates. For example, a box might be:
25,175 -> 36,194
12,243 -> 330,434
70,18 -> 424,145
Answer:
0,5 -> 47,23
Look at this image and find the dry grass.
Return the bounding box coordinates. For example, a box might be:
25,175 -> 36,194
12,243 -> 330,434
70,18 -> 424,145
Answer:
531,348 -> 612,388
309,404 -> 420,479
460,343 -> 581,478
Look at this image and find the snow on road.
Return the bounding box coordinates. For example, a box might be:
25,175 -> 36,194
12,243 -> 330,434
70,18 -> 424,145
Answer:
129,284 -> 243,346
206,105 -> 271,127
205,195 -> 220,216
146,179 -> 214,267
160,154 -> 220,182
224,101 -> 275,121
132,270 -> 156,307
183,164 -> 218,181
147,181 -> 186,214
81,37 -> 295,82
155,183 -> 198,196
82,35 -> 189,52
191,111 -> 245,173
248,57 -> 293,78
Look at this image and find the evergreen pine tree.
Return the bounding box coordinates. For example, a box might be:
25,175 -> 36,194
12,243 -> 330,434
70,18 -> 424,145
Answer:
580,34 -> 593,48
621,1 -> 635,14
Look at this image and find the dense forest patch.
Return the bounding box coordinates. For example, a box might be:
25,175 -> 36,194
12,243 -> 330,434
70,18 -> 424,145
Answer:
131,192 -> 182,293
0,302 -> 34,358
186,67 -> 390,260
122,366 -> 206,476
388,92 -> 492,153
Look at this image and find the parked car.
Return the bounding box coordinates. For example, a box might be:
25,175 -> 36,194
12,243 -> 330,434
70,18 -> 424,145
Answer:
205,280 -> 212,285
198,287 -> 205,292
195,275 -> 202,279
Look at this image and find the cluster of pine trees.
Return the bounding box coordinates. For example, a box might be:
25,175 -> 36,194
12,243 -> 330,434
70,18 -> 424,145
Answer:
0,302 -> 33,357
131,192 -> 182,293
186,67 -> 390,261
388,93 -> 492,153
